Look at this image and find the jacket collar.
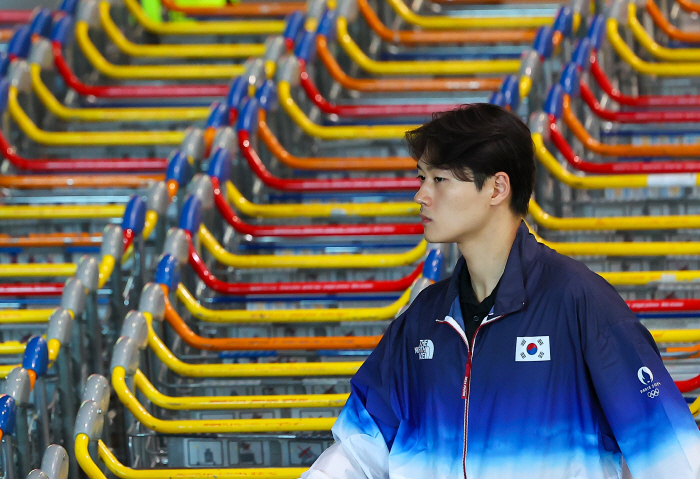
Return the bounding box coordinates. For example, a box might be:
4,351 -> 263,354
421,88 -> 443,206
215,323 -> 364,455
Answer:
437,221 -> 531,321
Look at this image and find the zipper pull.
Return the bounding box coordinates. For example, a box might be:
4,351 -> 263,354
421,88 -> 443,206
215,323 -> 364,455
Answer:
462,361 -> 472,399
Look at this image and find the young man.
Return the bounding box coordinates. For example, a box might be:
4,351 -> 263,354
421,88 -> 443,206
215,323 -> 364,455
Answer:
301,104 -> 700,479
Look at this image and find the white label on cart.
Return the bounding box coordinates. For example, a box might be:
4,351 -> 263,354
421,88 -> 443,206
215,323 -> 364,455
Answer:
230,441 -> 264,465
290,442 -> 324,466
646,174 -> 697,187
187,440 -> 223,466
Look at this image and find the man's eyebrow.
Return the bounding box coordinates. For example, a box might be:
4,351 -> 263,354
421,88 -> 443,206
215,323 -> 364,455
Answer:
416,162 -> 433,172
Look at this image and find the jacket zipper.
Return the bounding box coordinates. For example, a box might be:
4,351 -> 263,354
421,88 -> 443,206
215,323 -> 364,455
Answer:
464,316 -> 507,478
462,387 -> 469,479
462,326 -> 480,479
444,315 -> 505,479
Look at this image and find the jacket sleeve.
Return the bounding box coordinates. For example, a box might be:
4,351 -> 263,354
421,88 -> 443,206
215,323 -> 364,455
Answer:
302,313 -> 407,479
300,443 -> 374,479
575,276 -> 700,479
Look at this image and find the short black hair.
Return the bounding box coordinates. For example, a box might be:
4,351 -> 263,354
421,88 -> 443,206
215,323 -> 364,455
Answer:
405,103 -> 535,217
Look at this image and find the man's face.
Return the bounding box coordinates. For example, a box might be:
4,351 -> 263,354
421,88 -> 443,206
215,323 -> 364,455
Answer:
414,160 -> 495,244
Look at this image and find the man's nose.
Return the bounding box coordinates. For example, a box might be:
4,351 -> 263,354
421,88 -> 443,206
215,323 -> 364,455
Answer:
414,186 -> 430,206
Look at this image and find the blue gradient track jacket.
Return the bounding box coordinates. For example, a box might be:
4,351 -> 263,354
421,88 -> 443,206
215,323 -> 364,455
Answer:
310,223 -> 700,479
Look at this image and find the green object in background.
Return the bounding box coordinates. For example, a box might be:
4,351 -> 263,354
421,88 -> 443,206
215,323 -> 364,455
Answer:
168,11 -> 190,22
141,0 -> 162,22
159,0 -> 232,23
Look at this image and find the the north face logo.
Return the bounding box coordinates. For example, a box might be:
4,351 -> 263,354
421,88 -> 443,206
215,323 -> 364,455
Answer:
415,340 -> 434,360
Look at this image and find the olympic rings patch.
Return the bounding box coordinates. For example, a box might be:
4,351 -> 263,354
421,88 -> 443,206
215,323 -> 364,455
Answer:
647,388 -> 660,399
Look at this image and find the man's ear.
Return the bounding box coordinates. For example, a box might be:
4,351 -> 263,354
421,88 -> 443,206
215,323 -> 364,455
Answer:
490,172 -> 511,206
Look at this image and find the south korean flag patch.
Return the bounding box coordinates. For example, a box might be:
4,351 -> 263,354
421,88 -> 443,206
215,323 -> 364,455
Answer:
515,336 -> 551,362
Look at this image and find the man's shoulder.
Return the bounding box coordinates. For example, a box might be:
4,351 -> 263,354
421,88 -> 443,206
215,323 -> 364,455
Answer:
420,275 -> 452,297
534,243 -> 611,293
534,244 -> 630,312
399,277 -> 452,325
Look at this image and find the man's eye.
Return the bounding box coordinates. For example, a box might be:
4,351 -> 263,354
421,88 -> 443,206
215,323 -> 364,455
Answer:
416,175 -> 425,182
434,177 -> 445,183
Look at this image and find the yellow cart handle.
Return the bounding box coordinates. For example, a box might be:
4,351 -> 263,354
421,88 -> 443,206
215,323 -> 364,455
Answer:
175,282 -> 411,323
384,0 -> 552,29
627,2 -> 700,61
113,367 -> 336,432
133,368 -> 348,410
225,180 -> 420,217
532,133 -> 700,188
100,2 -> 265,58
31,64 -> 210,122
335,17 -> 522,75
123,0 -> 285,35
93,437 -> 307,479
528,199 -> 700,230
199,224 -> 426,268
607,16 -> 700,75
146,313 -> 363,376
75,21 -> 246,79
9,86 -> 184,145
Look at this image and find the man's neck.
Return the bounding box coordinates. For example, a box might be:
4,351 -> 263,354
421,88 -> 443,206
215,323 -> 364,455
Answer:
457,217 -> 521,303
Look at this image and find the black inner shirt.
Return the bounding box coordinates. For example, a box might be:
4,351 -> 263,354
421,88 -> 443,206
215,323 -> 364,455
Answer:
458,262 -> 501,347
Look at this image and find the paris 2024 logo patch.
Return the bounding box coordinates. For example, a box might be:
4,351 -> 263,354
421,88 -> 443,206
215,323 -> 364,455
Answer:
638,366 -> 661,399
